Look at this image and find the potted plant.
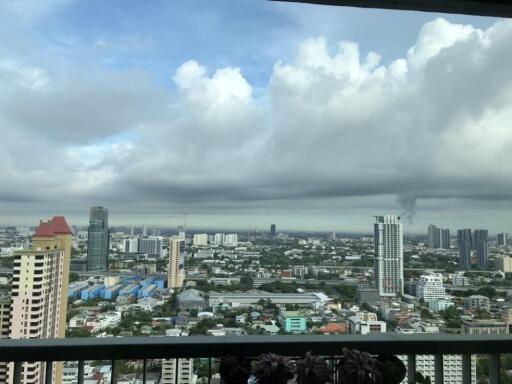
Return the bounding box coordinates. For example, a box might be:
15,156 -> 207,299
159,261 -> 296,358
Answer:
296,352 -> 330,384
219,355 -> 252,384
375,355 -> 406,384
336,348 -> 381,384
252,353 -> 294,384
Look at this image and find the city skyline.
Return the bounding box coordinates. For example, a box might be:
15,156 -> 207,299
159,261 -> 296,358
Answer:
2,1 -> 512,232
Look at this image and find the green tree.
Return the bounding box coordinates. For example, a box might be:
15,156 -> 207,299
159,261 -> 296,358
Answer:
477,286 -> 497,299
66,328 -> 91,338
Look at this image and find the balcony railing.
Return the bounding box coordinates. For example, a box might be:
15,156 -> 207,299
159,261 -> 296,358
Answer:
0,334 -> 511,384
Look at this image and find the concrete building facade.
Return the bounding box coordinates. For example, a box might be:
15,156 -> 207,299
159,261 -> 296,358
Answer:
8,217 -> 71,384
374,215 -> 403,297
168,237 -> 185,289
87,207 -> 109,271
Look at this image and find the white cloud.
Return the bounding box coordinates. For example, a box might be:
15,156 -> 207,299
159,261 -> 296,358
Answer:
2,17 -> 512,229
173,60 -> 252,107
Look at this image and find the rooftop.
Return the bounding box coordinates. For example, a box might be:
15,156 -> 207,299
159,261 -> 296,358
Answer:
34,216 -> 71,237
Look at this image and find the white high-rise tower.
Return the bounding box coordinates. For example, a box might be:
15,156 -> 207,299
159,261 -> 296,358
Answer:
374,215 -> 403,297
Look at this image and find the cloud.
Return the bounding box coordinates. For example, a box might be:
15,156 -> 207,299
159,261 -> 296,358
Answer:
0,63 -> 165,143
2,17 -> 512,229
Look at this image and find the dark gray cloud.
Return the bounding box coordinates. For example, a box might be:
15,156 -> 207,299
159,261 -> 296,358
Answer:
2,17 -> 512,231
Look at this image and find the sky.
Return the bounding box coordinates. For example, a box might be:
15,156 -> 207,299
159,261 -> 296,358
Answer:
1,0 -> 512,233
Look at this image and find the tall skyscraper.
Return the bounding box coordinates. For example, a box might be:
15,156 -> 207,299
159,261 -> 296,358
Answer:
457,229 -> 472,270
8,217 -> 71,384
270,224 -> 276,237
427,224 -> 440,248
87,207 -> 109,271
427,225 -> 450,249
473,229 -> 489,269
498,233 -> 509,247
441,228 -> 450,249
374,215 -> 403,297
168,236 -> 185,289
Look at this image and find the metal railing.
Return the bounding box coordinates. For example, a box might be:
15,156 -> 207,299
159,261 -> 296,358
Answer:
0,334 -> 511,384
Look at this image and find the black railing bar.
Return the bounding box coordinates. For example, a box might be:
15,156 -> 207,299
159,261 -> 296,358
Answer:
175,358 -> 179,384
434,354 -> 444,384
13,361 -> 22,383
111,359 -> 116,384
406,355 -> 415,384
78,360 -> 84,384
208,357 -> 212,384
1,335 -> 512,362
489,354 -> 500,384
142,358 -> 146,384
462,354 -> 471,384
45,360 -> 52,384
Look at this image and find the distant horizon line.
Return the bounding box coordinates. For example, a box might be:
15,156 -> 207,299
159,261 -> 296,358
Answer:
0,223 -> 508,237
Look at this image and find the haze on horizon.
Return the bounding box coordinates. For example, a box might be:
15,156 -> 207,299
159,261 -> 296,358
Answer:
1,0 -> 512,233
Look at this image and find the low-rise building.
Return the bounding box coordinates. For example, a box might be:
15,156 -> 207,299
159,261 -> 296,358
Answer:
348,316 -> 386,334
356,285 -> 379,305
208,291 -> 330,309
462,320 -> 508,335
464,295 -> 490,311
279,311 -> 307,334
429,299 -> 453,312
452,273 -> 469,286
178,289 -> 206,311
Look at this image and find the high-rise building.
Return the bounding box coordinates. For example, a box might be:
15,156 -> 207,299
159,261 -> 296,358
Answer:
161,359 -> 194,384
270,224 -> 276,237
427,225 -> 440,248
427,225 -> 450,249
8,217 -> 71,384
441,228 -> 450,249
138,237 -> 163,258
473,229 -> 489,269
457,229 -> 472,270
498,233 -> 509,247
0,291 -> 10,382
374,215 -> 403,297
495,256 -> 512,273
123,238 -> 139,253
193,234 -> 208,247
416,273 -> 446,303
168,236 -> 185,289
87,207 -> 109,271
222,234 -> 238,247
213,233 -> 223,247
